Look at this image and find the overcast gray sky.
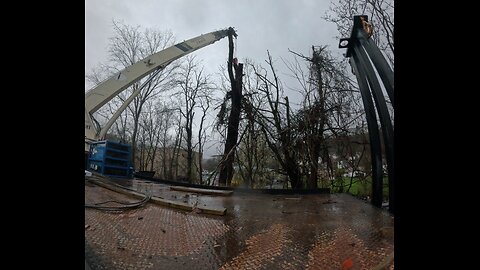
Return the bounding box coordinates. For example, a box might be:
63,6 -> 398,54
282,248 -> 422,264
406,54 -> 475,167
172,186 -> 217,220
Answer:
85,0 -> 346,157
85,0 -> 343,85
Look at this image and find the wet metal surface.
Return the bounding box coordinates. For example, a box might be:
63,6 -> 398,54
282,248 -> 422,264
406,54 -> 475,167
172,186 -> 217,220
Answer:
85,178 -> 394,269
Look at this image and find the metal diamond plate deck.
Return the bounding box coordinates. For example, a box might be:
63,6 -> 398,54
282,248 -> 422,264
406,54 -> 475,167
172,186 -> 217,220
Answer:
85,179 -> 394,269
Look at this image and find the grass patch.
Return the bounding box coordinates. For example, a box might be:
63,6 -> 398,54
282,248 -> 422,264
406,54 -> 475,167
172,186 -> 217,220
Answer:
329,177 -> 390,200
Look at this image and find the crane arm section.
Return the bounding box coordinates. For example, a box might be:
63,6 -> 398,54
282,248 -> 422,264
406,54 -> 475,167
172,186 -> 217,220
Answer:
85,27 -> 235,114
85,27 -> 236,149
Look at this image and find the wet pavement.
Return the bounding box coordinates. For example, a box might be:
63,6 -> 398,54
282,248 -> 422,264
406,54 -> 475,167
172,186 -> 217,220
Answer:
85,178 -> 394,269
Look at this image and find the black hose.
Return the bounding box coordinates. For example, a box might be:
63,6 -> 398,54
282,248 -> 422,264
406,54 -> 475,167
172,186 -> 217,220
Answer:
85,175 -> 151,211
85,194 -> 151,212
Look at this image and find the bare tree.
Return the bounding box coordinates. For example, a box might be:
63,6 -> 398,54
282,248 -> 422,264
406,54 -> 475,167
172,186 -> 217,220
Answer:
174,56 -> 212,183
85,20 -> 179,164
155,103 -> 177,179
235,59 -> 271,188
195,94 -> 212,184
251,51 -> 303,189
135,100 -> 177,172
170,114 -> 183,180
287,47 -> 330,189
295,46 -> 361,189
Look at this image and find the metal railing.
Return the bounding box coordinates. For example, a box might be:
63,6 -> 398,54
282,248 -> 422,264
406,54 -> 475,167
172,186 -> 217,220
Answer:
339,15 -> 394,214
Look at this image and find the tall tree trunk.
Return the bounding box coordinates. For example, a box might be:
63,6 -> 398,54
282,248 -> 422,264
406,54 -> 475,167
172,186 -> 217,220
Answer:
162,145 -> 168,179
186,118 -> 193,183
149,132 -> 160,172
245,124 -> 254,188
197,103 -> 209,185
198,152 -> 203,185
307,143 -> 320,189
219,30 -> 243,186
305,47 -> 326,189
172,123 -> 183,180
131,109 -> 141,167
285,155 -> 302,189
162,124 -> 169,179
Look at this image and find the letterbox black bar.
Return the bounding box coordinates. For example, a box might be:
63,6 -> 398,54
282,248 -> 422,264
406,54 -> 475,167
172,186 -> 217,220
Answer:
349,52 -> 384,208
353,41 -> 395,214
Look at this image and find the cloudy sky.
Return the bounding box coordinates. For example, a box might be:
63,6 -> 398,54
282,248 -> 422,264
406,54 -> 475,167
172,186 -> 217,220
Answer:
85,0 -> 345,85
85,0 -> 347,157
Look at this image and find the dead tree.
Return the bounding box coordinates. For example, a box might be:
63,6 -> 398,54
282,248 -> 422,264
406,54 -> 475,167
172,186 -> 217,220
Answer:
235,60 -> 270,188
218,29 -> 243,186
85,21 -> 179,165
252,51 -> 303,189
286,46 -> 361,190
138,102 -> 158,171
195,95 -> 211,184
155,105 -> 176,179
175,56 -> 211,183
